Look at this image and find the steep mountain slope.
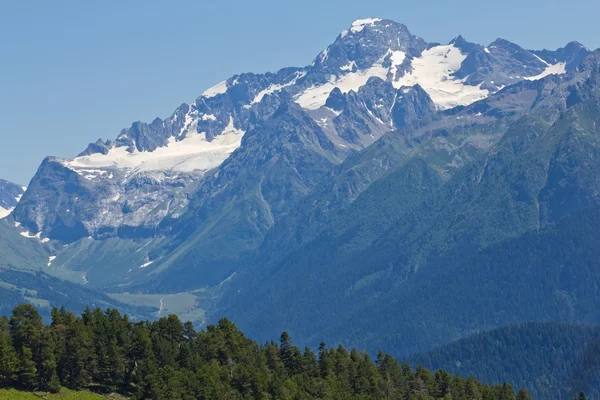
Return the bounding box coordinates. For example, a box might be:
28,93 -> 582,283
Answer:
409,322 -> 600,400
149,96 -> 344,290
0,179 -> 25,219
219,51 -> 600,354
0,219 -> 153,319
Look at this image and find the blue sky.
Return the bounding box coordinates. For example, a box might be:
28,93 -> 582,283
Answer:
1,0 -> 599,184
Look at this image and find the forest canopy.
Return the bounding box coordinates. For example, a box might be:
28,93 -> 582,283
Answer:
0,304 -> 537,400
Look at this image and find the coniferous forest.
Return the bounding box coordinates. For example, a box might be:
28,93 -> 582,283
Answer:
0,304 -> 542,400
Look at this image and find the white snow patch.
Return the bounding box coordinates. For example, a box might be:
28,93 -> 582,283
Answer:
139,260 -> 153,269
136,239 -> 154,253
395,44 -> 489,110
178,107 -> 200,137
65,117 -> 245,174
47,256 -> 56,267
327,108 -> 342,117
77,169 -> 108,181
111,193 -> 121,202
350,18 -> 382,33
317,118 -> 330,128
365,106 -> 384,125
532,54 -> 550,66
295,62 -> 388,110
296,44 -> 488,111
340,61 -> 356,72
319,47 -> 330,63
523,62 -> 566,81
20,230 -> 48,242
389,50 -> 407,81
0,206 -> 12,220
484,48 -> 490,54
201,114 -> 217,121
248,71 -> 307,106
202,80 -> 228,98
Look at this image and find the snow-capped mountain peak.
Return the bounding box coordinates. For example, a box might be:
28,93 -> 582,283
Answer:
349,18 -> 383,33
12,18 -> 587,242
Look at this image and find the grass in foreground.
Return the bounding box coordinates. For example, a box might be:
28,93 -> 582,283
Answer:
0,388 -> 126,399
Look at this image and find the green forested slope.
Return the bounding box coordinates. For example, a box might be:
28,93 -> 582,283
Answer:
409,322 -> 600,400
222,98 -> 600,356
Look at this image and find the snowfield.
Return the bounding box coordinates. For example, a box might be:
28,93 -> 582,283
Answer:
65,117 -> 244,175
394,44 -> 489,110
294,43 -> 490,111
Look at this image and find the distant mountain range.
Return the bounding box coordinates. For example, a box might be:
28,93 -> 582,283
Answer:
1,19 -> 600,395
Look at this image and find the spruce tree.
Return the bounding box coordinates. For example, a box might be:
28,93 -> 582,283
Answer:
38,328 -> 60,393
516,387 -> 532,400
18,346 -> 37,390
0,317 -> 17,380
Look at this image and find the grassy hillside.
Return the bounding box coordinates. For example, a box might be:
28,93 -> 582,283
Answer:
0,388 -> 121,399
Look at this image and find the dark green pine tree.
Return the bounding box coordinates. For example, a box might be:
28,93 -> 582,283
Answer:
10,305 -> 44,390
17,346 -> 38,390
302,346 -> 319,378
376,351 -> 403,400
516,387 -> 532,400
318,342 -> 334,379
279,331 -> 302,376
9,304 -> 43,356
67,319 -> 94,389
265,341 -> 286,380
500,382 -> 516,400
38,328 -> 60,393
0,316 -> 18,380
435,369 -> 453,398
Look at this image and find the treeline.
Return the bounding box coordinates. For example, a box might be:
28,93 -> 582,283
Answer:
0,304 -> 535,399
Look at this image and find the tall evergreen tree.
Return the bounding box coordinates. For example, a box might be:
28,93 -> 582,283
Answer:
0,316 -> 17,380
17,346 -> 37,390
